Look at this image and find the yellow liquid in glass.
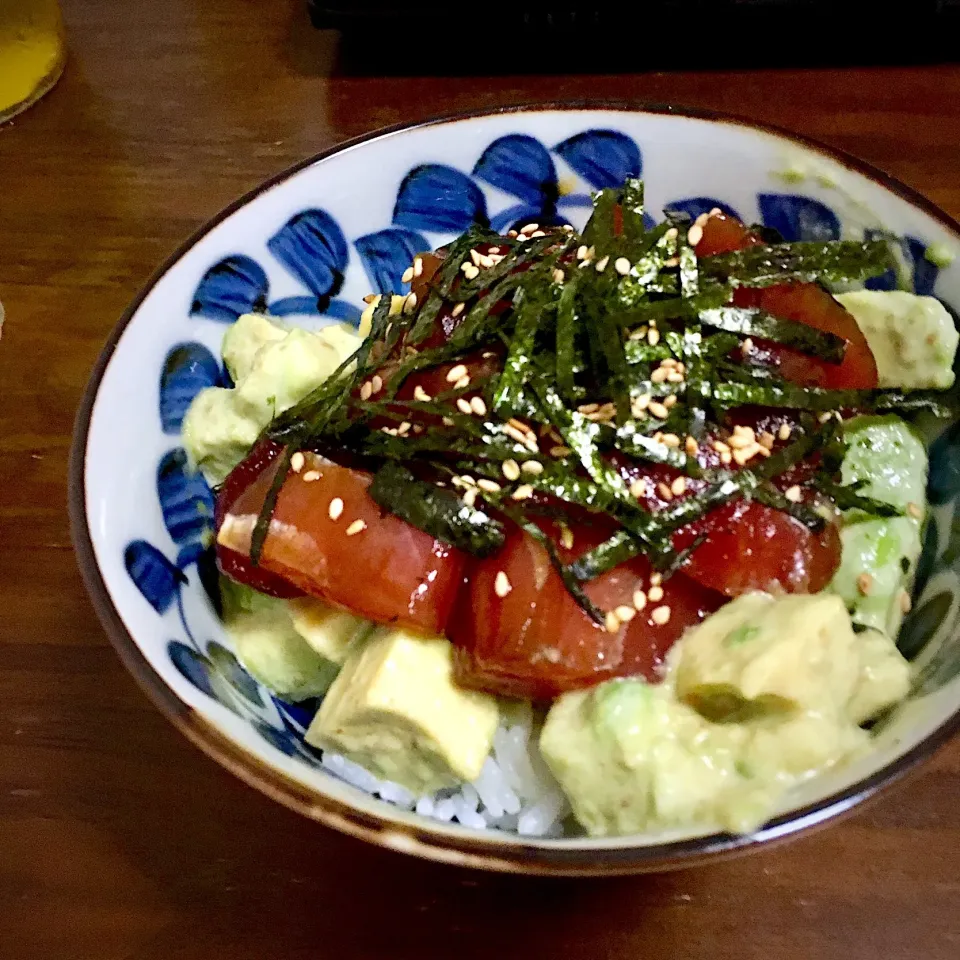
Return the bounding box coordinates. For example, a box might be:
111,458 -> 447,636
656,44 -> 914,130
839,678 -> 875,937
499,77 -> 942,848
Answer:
0,0 -> 65,121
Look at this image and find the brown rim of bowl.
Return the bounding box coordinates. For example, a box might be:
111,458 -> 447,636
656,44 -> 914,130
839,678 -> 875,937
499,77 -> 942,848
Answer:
69,100 -> 960,876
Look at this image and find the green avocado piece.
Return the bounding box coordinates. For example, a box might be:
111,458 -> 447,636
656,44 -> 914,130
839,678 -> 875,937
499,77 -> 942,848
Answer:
306,629 -> 499,793
220,578 -> 340,700
837,290 -> 958,390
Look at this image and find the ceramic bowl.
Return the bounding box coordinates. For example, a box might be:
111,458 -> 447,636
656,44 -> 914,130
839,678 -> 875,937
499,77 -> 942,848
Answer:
70,104 -> 960,875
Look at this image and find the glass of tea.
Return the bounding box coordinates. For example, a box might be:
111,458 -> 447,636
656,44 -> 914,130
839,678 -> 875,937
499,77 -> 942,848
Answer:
0,0 -> 66,123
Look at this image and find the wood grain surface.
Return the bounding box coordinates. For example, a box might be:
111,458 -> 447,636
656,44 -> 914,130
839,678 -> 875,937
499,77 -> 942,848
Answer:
1,1 -> 959,957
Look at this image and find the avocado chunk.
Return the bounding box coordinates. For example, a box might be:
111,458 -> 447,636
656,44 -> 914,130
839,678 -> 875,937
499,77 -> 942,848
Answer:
827,416 -> 927,634
220,579 -> 340,701
830,517 -> 921,635
837,290 -> 958,390
182,314 -> 360,485
838,415 -> 928,516
306,629 -> 499,793
287,597 -> 373,665
540,675 -> 869,837
221,312 -> 288,382
673,592 -> 861,721
847,628 -> 911,724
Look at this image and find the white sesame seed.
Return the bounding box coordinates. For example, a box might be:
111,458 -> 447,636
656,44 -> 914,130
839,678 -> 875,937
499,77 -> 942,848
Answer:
616,605 -> 637,623
907,502 -> 923,519
290,451 -> 305,473
900,591 -> 912,613
685,436 -> 698,455
630,479 -> 646,499
502,459 -> 521,481
458,474 -> 476,487
694,212 -> 710,228
857,572 -> 873,596
667,371 -> 684,384
633,590 -> 647,611
463,488 -> 478,507
397,421 -> 411,436
302,470 -> 321,483
469,248 -> 483,267
504,425 -> 531,446
508,418 -> 535,437
328,497 -> 344,520
651,605 -> 672,625
649,572 -> 663,587
728,433 -> 753,449
605,610 -> 621,633
576,244 -> 589,260
759,431 -> 776,450
657,482 -> 673,501
671,476 -> 687,497
651,367 -> 669,384
713,440 -> 731,453
665,227 -> 679,241
648,585 -> 665,603
403,292 -> 418,314
442,416 -> 455,427
661,357 -> 678,368
522,460 -> 543,475
742,337 -> 754,355
512,484 -> 534,501
785,485 -> 803,503
451,302 -> 466,317
661,434 -> 681,448
562,224 -> 575,232
521,223 -> 539,235
463,263 -> 480,280
664,257 -> 680,268
414,384 -> 432,402
550,445 -> 572,458
687,224 -> 704,246
595,255 -> 610,273
649,401 -> 669,420
709,207 -> 722,217
530,230 -> 546,238
346,519 -> 367,536
454,375 -> 471,391
414,256 -> 424,277
648,328 -> 660,346
614,257 -> 631,276
471,396 -> 487,417
477,478 -> 501,493
732,446 -> 754,466
560,526 -> 575,550
456,398 -> 473,415
578,402 -> 600,414
446,364 -> 468,383
401,266 -> 415,284
507,229 -> 519,238
720,451 -> 732,465
553,268 -> 565,284
495,571 -> 512,597
478,253 -> 495,269
634,393 -> 651,412
664,394 -> 678,409
360,381 -> 373,401
778,423 -> 793,441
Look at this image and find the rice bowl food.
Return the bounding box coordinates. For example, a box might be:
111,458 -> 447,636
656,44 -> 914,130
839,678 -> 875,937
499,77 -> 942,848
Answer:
184,184 -> 956,839
72,106 -> 960,871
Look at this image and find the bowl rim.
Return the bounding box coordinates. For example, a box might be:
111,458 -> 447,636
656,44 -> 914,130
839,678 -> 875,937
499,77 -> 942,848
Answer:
69,99 -> 960,875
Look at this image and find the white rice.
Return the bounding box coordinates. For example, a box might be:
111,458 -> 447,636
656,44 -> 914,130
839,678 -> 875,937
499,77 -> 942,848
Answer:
320,702 -> 569,836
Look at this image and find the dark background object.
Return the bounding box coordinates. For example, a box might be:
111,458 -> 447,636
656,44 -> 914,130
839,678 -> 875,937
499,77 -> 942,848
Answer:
310,0 -> 960,75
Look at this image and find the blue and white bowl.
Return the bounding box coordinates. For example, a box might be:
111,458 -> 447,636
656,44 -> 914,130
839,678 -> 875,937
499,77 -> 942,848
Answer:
70,104 -> 960,874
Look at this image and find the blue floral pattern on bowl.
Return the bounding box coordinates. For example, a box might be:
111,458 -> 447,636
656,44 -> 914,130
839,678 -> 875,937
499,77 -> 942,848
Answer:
103,114 -> 960,823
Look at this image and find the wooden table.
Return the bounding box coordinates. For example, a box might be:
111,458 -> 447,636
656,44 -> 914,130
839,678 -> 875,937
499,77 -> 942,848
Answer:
2,1 -> 959,957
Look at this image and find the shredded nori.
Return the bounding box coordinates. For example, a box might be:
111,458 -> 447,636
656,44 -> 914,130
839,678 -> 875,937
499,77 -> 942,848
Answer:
235,180 -> 945,618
